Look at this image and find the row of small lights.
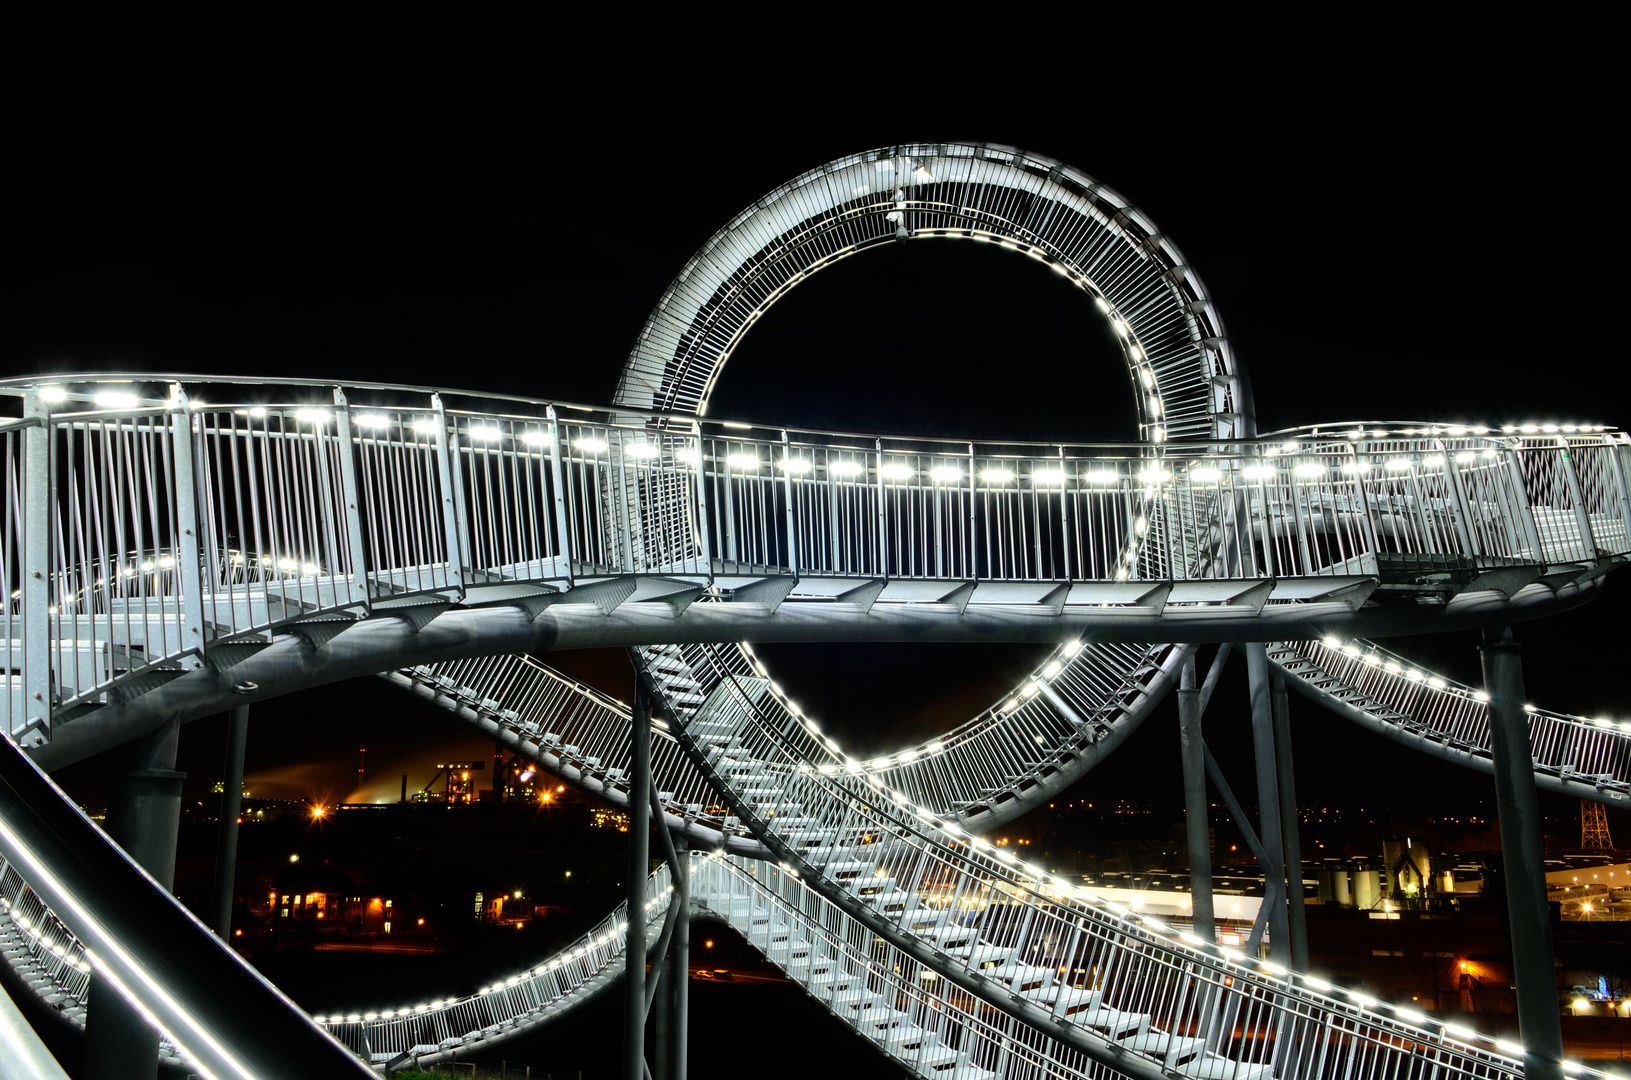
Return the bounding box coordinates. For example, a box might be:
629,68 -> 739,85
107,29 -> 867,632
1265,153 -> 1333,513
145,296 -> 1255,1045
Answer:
1319,638 -> 1629,733
724,644 -> 1564,1069
0,898 -> 92,975
35,385 -> 1613,443
43,389 -> 1616,481
314,883 -> 673,1026
855,163 -> 1173,440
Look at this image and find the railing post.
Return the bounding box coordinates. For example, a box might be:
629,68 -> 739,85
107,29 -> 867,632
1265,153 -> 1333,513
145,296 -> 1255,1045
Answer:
1604,437 -> 1631,553
1502,442 -> 1546,561
541,407 -> 574,593
430,394 -> 469,594
691,423 -> 711,584
330,388 -> 372,606
19,391 -> 52,747
1437,438 -> 1481,558
875,438 -> 888,579
1554,437 -> 1599,561
1057,445 -> 1075,583
1347,440 -> 1382,561
168,387 -> 206,671
544,406 -> 574,586
967,442 -> 978,582
781,430 -> 798,579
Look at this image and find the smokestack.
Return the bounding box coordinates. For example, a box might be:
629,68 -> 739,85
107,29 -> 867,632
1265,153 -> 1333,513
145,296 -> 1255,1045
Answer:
400,774 -> 408,804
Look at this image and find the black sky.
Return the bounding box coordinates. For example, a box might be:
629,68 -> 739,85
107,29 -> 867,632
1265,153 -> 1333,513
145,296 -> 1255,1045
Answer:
4,9 -> 1624,826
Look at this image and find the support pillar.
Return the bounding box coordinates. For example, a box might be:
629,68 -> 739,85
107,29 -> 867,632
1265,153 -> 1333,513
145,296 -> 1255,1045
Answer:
1177,652 -> 1215,945
653,947 -> 670,1080
1480,626 -> 1563,1080
670,834 -> 688,1080
1271,674 -> 1308,972
624,680 -> 652,1080
1244,643 -> 1290,966
82,719 -> 185,1080
210,705 -> 250,939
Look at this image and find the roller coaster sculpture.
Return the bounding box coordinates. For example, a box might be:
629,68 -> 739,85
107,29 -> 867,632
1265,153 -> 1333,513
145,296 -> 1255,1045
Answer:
2,144 -> 1627,1080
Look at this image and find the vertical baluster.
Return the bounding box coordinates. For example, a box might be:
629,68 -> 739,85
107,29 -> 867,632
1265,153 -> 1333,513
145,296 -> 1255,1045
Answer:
330,389 -> 372,606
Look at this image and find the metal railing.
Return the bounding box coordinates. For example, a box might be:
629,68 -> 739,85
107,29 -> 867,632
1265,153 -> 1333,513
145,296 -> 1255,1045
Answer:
1272,638 -> 1631,801
7,375 -> 1627,741
318,867 -> 672,1066
640,644 -> 1599,1080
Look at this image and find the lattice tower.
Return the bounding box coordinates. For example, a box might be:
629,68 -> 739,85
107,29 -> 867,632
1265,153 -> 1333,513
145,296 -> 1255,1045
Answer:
1582,799 -> 1615,851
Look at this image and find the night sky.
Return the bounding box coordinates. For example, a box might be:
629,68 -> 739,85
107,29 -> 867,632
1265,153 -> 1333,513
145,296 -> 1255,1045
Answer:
5,11 -> 1624,831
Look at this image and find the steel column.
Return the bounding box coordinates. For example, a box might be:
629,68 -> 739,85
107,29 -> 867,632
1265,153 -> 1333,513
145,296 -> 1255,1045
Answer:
210,704 -> 250,938
1177,652 -> 1214,944
670,838 -> 688,1080
1244,643 -> 1290,966
624,679 -> 652,1080
1270,672 -> 1308,971
82,720 -> 185,1080
1479,626 -> 1564,1080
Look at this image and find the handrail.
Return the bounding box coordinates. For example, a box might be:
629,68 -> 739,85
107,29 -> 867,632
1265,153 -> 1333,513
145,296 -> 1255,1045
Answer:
9,374 -> 1627,743
0,733 -> 369,1078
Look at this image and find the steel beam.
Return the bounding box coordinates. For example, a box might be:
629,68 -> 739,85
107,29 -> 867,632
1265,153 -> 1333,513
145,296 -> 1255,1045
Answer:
1177,652 -> 1214,944
0,731 -> 370,1079
1270,672 -> 1308,972
0,977 -> 71,1080
210,705 -> 250,938
1479,626 -> 1563,1080
670,838 -> 688,1080
26,573 -> 1610,774
1244,643 -> 1290,966
624,680 -> 652,1080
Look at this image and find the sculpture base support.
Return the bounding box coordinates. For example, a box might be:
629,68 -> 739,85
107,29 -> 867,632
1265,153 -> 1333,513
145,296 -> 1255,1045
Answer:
1480,627 -> 1563,1080
82,720 -> 184,1080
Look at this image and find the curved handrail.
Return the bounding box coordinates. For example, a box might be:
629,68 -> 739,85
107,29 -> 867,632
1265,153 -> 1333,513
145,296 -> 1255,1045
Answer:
0,733 -> 369,1078
1272,637 -> 1631,803
8,374 -> 1625,745
316,867 -> 674,1067
0,850 -> 676,1071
